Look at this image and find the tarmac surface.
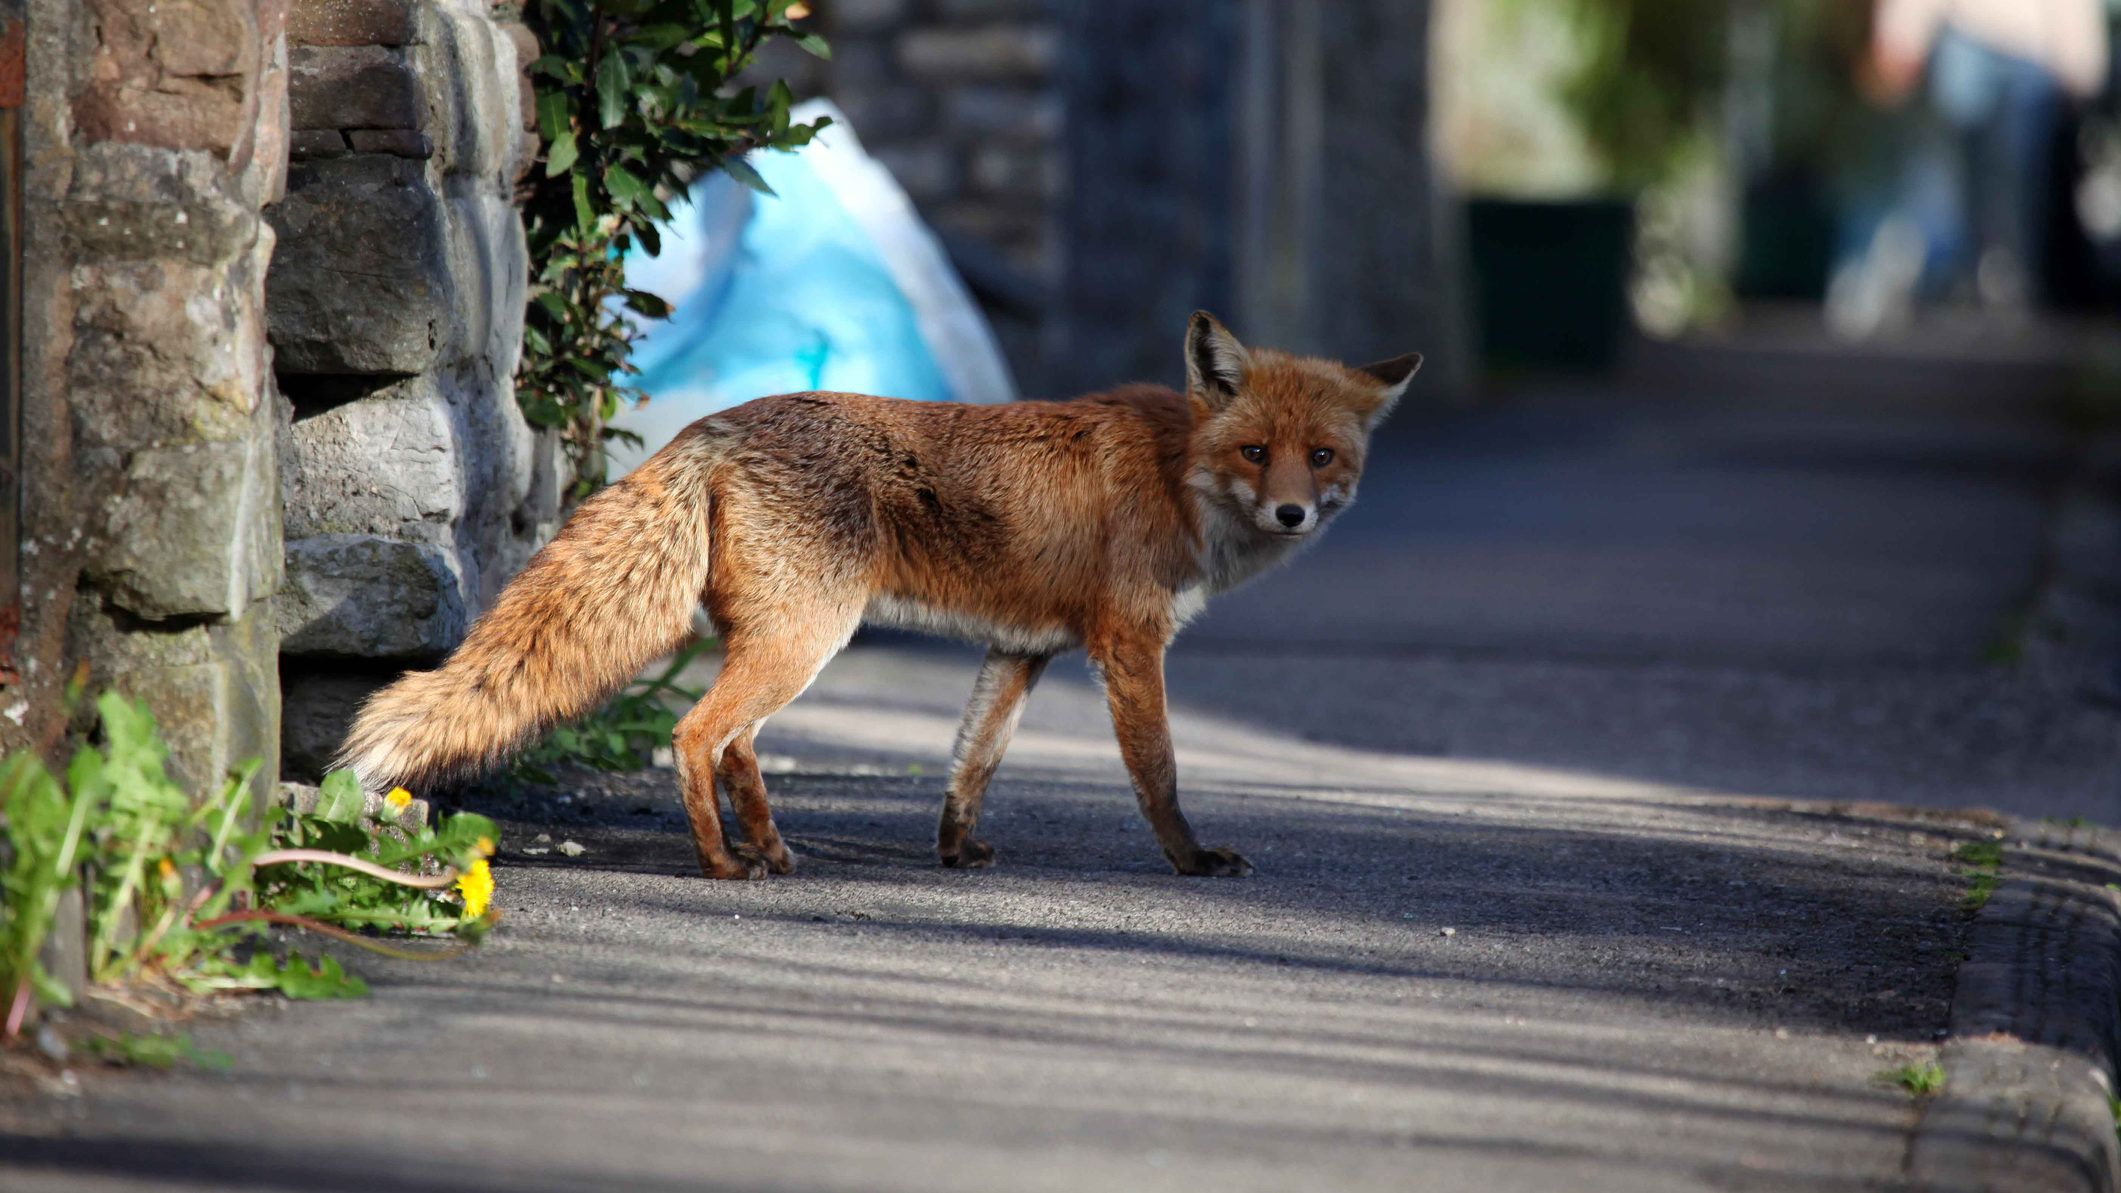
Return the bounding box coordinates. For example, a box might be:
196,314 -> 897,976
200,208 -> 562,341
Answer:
3,342 -> 2116,1191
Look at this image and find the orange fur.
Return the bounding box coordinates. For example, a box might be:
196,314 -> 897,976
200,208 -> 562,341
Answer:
339,313 -> 1419,878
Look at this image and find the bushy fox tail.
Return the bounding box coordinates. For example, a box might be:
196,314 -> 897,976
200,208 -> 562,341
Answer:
335,432 -> 719,792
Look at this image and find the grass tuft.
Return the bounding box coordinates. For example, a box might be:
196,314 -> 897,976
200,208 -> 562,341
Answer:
1882,1061 -> 1946,1097
1951,839 -> 2004,914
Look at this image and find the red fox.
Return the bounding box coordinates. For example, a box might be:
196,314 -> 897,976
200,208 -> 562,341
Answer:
339,312 -> 1419,879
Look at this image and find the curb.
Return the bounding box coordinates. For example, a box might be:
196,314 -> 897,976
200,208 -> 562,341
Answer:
1908,819 -> 2121,1193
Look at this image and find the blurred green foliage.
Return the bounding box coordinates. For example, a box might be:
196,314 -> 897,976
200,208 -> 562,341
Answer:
515,637 -> 711,777
517,0 -> 829,496
1549,0 -> 1729,191
1520,0 -> 1875,191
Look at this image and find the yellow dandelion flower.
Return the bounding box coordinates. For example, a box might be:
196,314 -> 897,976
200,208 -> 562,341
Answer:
475,836 -> 495,858
384,786 -> 414,811
454,859 -> 494,920
157,858 -> 178,881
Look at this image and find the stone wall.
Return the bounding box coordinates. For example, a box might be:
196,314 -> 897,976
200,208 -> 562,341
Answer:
5,0 -> 292,797
1059,0 -> 1464,394
270,0 -> 557,778
815,0 -> 1464,398
818,0 -> 1064,390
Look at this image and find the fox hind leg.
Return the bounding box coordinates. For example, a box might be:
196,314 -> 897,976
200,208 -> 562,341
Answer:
937,650 -> 1049,868
674,607 -> 858,879
717,724 -> 794,874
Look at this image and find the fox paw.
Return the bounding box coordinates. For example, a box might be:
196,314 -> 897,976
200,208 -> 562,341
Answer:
700,848 -> 770,880
746,841 -> 797,875
1171,845 -> 1252,877
940,838 -> 996,869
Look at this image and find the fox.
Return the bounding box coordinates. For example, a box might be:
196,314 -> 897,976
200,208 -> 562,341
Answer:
338,312 -> 1419,879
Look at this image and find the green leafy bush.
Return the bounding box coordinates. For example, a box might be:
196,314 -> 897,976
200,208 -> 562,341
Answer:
1,695 -> 498,1045
517,638 -> 711,776
518,0 -> 830,494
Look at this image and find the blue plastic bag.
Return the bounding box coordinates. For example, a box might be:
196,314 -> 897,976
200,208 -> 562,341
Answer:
608,100 -> 1016,476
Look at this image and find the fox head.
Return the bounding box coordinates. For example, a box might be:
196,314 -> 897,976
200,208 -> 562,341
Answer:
1183,310 -> 1421,540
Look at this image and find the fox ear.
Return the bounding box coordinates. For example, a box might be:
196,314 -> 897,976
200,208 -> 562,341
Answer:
1185,310 -> 1250,408
1356,352 -> 1423,425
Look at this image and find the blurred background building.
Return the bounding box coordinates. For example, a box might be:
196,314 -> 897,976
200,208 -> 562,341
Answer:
767,0 -> 2121,388
775,0 -> 1467,397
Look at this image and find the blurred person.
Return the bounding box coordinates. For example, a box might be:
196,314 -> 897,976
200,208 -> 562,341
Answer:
1830,0 -> 2109,335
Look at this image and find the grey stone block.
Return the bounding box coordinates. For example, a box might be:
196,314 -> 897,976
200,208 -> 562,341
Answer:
417,2 -> 520,181
291,128 -> 351,159
68,242 -> 276,448
347,129 -> 433,157
897,26 -> 1058,80
69,602 -> 282,802
871,144 -> 958,202
287,0 -> 418,47
939,85 -> 1061,141
86,423 -> 282,621
284,381 -> 462,539
288,45 -> 421,131
279,533 -> 469,658
827,0 -> 909,34
933,0 -> 1051,18
62,142 -> 261,266
267,154 -> 449,375
967,143 -> 1061,198
440,181 -> 529,375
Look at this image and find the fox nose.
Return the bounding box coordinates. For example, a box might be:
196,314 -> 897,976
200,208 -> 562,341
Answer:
1275,504 -> 1307,528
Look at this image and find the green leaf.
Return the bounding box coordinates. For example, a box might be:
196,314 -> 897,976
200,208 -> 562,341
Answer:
636,23 -> 691,50
255,952 -> 370,1000
544,130 -> 579,177
572,171 -> 596,233
604,162 -> 650,210
767,78 -> 792,129
596,50 -> 632,131
622,289 -> 673,318
719,155 -> 775,196
536,90 -> 572,143
314,770 -> 367,823
795,33 -> 830,59
715,0 -> 737,64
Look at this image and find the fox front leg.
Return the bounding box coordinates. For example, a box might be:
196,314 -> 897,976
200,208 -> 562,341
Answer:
1090,628 -> 1252,877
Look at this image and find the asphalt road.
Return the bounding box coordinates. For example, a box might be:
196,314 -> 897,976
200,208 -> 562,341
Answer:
3,343 -> 2115,1191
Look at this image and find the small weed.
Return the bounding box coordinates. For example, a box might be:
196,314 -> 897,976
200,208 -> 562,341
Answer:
83,1031 -> 231,1071
1882,1061 -> 1946,1097
516,639 -> 712,777
3,694 -> 498,1054
1951,840 -> 2003,868
1950,839 -> 2004,914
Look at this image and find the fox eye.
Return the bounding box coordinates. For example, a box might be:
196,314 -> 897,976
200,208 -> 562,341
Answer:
1239,445 -> 1267,464
1310,447 -> 1335,467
